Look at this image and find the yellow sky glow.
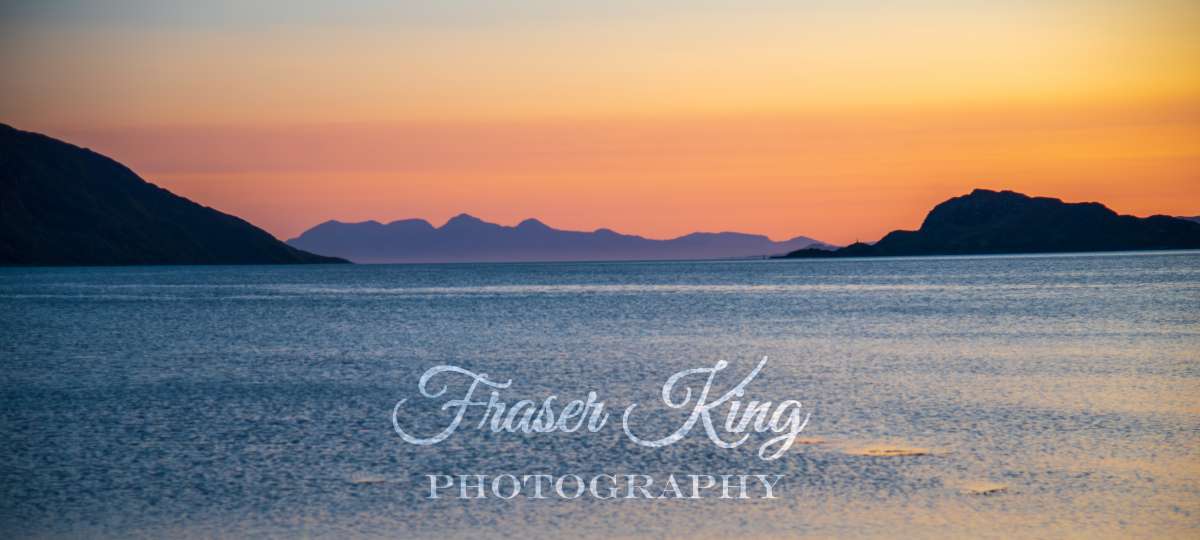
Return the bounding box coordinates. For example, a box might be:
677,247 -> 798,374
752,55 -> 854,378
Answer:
1,0 -> 1197,244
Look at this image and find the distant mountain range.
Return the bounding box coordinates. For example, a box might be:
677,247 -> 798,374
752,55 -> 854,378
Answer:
288,216 -> 831,263
0,124 -> 345,265
5,123 -> 1194,266
782,189 -> 1200,258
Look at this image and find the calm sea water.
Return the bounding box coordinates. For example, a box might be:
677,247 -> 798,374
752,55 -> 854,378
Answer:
1,252 -> 1198,538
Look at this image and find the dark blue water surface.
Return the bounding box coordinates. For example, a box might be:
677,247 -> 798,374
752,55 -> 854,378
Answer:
1,252 -> 1198,538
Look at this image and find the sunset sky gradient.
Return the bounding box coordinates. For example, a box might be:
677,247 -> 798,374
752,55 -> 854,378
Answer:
2,0 -> 1197,244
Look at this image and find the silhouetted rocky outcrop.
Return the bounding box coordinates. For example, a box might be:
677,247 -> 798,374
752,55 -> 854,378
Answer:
289,215 -> 829,263
0,124 -> 346,265
782,189 -> 1200,258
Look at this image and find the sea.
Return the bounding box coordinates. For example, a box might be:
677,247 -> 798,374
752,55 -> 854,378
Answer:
1,251 -> 1197,538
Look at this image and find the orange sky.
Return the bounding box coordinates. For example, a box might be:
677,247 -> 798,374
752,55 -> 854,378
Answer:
1,0 -> 1198,244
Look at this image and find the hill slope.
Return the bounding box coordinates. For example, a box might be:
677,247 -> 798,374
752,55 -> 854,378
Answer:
782,189 -> 1200,258
0,124 -> 346,265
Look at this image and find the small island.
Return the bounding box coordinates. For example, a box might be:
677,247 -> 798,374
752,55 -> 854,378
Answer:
780,189 -> 1200,258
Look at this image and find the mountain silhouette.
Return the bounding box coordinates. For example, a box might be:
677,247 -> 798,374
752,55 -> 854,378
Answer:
0,124 -> 346,265
288,214 -> 829,263
782,189 -> 1200,258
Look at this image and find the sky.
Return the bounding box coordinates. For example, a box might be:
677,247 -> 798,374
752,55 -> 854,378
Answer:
1,0 -> 1198,244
